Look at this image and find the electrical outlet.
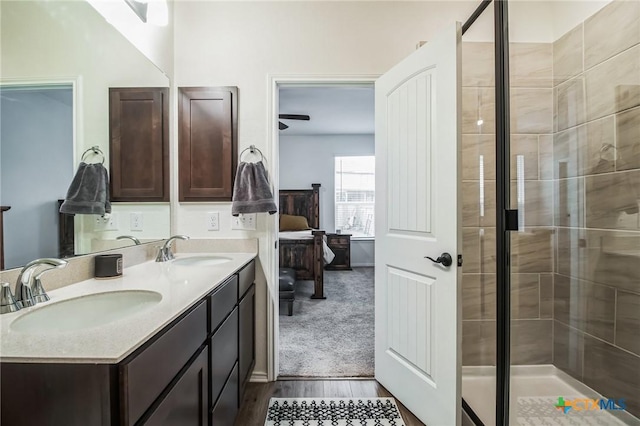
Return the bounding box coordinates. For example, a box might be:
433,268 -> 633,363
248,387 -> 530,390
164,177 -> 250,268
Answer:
206,211 -> 219,231
94,214 -> 118,231
104,214 -> 118,231
130,212 -> 144,231
231,213 -> 257,230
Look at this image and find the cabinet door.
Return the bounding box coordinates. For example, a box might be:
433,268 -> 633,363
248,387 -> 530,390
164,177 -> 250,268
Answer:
109,87 -> 169,201
178,87 -> 238,201
211,308 -> 238,407
238,284 -> 255,399
145,347 -> 209,426
210,363 -> 238,426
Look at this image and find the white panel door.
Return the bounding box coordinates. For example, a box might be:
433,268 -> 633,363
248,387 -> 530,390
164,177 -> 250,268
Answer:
375,23 -> 461,426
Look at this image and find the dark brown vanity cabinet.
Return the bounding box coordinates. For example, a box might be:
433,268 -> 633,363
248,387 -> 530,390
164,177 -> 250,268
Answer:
178,87 -> 238,201
109,87 -> 169,202
208,260 -> 256,425
0,259 -> 256,426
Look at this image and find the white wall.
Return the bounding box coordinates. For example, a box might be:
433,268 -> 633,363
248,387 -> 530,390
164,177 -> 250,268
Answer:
173,0 -> 483,379
87,0 -> 174,78
279,134 -> 374,232
1,0 -> 171,260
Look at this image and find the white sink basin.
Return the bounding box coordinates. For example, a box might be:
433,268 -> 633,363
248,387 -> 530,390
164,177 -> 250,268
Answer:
10,290 -> 162,333
172,255 -> 232,267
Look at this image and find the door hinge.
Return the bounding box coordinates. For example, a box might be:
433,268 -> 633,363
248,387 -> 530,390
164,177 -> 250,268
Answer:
457,254 -> 463,267
505,209 -> 519,231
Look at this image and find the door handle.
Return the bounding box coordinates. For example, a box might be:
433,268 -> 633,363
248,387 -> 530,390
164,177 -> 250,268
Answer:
425,252 -> 453,267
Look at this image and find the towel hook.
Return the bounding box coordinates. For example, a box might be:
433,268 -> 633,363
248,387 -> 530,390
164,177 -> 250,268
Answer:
240,145 -> 265,163
81,146 -> 105,164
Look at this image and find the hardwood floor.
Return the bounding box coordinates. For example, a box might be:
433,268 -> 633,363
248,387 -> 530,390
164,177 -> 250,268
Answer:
235,379 -> 425,425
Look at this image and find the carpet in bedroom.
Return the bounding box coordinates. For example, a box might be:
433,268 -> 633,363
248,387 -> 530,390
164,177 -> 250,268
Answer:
279,267 -> 374,377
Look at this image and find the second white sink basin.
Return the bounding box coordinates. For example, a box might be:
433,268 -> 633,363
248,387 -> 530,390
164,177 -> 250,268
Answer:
172,255 -> 232,267
10,290 -> 162,333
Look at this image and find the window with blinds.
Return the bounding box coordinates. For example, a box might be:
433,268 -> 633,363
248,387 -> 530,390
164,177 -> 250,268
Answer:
335,156 -> 375,238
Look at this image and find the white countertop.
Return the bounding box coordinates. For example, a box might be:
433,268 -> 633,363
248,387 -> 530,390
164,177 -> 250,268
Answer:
0,252 -> 256,364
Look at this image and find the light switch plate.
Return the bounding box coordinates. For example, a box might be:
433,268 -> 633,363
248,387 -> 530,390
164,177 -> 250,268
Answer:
231,213 -> 256,230
206,211 -> 219,231
130,212 -> 144,231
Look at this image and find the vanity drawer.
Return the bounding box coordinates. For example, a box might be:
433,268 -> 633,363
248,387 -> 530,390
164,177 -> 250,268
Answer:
210,307 -> 238,406
210,362 -> 239,426
209,275 -> 238,334
121,300 -> 207,426
238,260 -> 255,298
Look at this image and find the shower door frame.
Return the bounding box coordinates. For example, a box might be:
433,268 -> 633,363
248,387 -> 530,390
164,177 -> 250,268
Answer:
461,1 -> 513,425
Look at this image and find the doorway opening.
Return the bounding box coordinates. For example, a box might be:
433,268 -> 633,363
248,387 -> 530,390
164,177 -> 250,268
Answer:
0,83 -> 75,269
274,82 -> 376,378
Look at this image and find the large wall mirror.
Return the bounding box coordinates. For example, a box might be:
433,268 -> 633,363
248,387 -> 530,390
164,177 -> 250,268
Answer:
0,0 -> 171,270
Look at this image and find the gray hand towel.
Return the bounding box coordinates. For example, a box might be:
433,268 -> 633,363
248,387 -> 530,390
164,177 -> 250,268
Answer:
59,162 -> 111,215
231,161 -> 277,216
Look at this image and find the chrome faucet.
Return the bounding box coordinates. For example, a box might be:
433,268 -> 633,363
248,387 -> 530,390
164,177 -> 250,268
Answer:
15,258 -> 68,308
1,283 -> 21,314
117,235 -> 141,245
155,235 -> 189,262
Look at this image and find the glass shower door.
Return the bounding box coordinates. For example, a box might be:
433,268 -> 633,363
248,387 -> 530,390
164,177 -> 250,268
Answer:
508,1 -> 640,424
460,3 -> 498,424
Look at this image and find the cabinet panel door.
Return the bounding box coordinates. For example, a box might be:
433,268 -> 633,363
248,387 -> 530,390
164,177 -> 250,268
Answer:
178,87 -> 238,201
238,284 -> 255,399
109,87 -> 169,201
145,347 -> 208,426
210,308 -> 238,407
210,363 -> 239,426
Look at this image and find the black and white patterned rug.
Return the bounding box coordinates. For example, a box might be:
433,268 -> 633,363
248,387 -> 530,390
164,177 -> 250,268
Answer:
265,398 -> 406,426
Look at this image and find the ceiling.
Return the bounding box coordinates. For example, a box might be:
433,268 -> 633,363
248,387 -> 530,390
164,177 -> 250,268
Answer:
278,85 -> 374,135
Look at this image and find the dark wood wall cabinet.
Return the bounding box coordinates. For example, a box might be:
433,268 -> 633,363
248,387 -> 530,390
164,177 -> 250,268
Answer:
178,87 -> 238,201
0,260 -> 256,426
109,87 -> 169,202
326,233 -> 352,270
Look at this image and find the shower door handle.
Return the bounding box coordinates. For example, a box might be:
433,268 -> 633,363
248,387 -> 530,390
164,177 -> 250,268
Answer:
424,252 -> 453,267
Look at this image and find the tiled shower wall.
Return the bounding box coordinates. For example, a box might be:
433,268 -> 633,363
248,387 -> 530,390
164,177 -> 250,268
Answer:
551,0 -> 640,417
461,41 -> 555,366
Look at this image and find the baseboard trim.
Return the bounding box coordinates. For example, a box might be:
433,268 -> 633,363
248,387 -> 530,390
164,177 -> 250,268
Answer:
351,263 -> 374,267
250,371 -> 269,383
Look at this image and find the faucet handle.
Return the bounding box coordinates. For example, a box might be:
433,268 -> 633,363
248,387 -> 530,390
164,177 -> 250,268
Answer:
31,271 -> 51,304
0,282 -> 22,314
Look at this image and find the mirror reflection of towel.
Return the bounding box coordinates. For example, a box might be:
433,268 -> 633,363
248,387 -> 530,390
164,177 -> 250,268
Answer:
231,161 -> 277,216
59,162 -> 111,216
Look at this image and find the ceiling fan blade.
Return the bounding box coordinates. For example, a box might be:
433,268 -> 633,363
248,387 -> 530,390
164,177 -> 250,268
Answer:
279,121 -> 289,130
279,114 -> 310,121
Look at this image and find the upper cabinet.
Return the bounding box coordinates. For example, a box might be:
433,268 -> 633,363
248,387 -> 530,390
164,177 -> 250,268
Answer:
178,87 -> 238,201
109,87 -> 170,202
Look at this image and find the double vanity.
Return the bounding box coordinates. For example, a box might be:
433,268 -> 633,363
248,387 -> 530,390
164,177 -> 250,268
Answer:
0,251 -> 256,426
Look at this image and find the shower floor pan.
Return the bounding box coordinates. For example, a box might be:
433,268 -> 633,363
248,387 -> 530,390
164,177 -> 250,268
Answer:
462,365 -> 640,425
